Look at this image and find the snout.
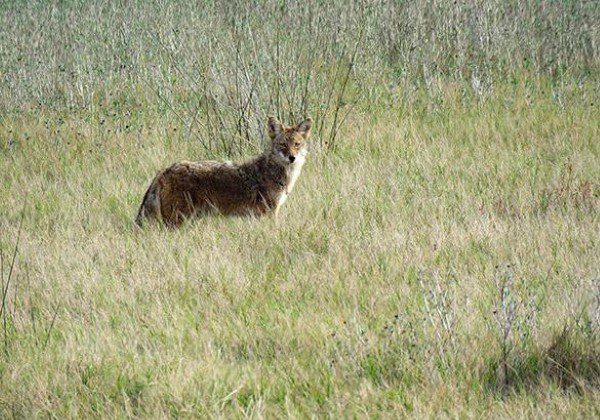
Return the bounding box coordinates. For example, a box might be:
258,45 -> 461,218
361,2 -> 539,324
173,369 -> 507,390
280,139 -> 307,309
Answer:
289,155 -> 296,163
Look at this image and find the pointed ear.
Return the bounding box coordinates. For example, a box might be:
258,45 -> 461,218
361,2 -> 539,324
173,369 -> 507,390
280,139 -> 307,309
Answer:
296,117 -> 312,138
268,116 -> 283,139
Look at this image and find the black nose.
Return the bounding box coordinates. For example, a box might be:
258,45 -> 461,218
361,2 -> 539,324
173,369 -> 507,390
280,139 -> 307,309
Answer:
289,155 -> 296,163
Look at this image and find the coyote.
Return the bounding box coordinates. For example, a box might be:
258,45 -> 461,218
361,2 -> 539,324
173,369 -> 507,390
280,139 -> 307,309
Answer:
135,116 -> 312,227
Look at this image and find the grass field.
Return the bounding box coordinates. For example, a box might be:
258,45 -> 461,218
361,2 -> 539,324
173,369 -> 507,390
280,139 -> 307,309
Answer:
1,1 -> 599,417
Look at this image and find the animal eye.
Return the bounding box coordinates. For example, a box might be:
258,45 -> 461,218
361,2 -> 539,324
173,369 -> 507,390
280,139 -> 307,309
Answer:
294,142 -> 301,147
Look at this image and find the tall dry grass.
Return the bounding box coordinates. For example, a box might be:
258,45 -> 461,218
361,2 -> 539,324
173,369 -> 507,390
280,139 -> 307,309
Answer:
0,0 -> 599,417
1,0 -> 597,151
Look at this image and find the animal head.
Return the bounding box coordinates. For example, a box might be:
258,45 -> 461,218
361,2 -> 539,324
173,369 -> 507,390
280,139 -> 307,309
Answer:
267,116 -> 312,165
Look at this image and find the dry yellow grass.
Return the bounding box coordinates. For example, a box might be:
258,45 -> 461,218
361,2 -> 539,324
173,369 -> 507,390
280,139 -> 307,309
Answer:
1,0 -> 599,417
1,85 -> 598,416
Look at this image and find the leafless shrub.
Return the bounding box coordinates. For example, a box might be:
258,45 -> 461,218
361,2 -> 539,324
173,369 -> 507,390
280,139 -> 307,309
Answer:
492,264 -> 522,391
418,271 -> 458,371
1,1 -> 596,154
489,266 -> 599,393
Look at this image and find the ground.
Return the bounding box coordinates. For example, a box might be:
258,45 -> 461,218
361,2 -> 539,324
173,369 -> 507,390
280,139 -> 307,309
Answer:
0,0 -> 598,416
1,85 -> 598,416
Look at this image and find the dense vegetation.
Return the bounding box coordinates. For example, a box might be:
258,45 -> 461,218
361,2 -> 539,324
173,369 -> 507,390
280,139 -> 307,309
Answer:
1,1 -> 598,417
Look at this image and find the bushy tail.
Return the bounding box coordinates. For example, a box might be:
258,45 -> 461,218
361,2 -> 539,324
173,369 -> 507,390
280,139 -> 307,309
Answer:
135,176 -> 161,227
